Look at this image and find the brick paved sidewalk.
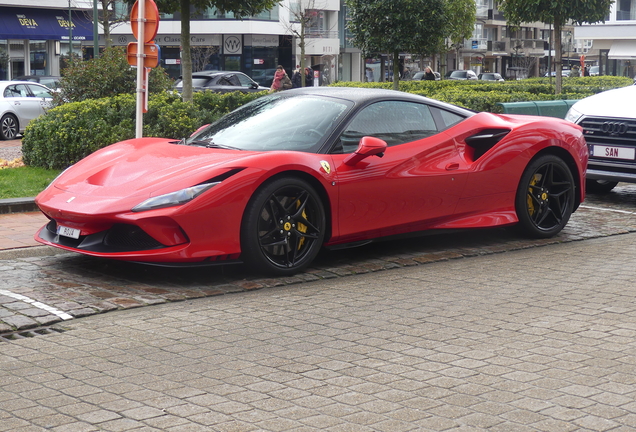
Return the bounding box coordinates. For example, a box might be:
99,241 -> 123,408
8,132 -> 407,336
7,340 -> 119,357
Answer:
2,233 -> 636,431
0,211 -> 47,250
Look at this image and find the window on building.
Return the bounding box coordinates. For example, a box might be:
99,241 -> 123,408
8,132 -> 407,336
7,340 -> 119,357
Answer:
617,0 -> 636,20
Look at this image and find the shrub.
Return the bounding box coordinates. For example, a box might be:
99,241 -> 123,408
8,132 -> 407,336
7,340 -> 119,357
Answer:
23,90 -> 265,169
55,47 -> 173,104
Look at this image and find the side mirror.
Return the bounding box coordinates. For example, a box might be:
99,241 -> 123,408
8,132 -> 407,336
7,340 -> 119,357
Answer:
251,83 -> 259,89
343,136 -> 387,166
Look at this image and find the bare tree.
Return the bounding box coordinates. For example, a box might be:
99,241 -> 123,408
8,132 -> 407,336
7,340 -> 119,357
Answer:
281,0 -> 332,86
191,46 -> 221,72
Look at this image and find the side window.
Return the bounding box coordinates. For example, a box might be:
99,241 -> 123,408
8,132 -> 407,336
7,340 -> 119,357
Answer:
434,108 -> 466,130
4,85 -> 21,98
225,75 -> 242,87
333,101 -> 438,154
236,74 -> 254,88
27,84 -> 52,99
217,77 -> 233,86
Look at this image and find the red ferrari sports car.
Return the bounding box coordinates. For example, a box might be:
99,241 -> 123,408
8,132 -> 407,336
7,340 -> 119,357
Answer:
35,87 -> 588,275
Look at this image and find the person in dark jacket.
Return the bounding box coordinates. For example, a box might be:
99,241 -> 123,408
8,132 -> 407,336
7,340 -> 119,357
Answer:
291,66 -> 302,88
424,66 -> 436,80
305,67 -> 314,86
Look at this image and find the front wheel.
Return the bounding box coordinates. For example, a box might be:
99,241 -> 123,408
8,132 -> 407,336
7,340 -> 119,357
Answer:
515,154 -> 575,238
241,177 -> 326,275
0,114 -> 18,140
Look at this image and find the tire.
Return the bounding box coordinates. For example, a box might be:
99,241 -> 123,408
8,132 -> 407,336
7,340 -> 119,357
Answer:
241,177 -> 326,275
586,179 -> 618,194
515,154 -> 575,238
0,114 -> 18,140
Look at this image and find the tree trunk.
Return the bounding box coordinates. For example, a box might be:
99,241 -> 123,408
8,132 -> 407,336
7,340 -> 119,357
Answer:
393,51 -> 399,90
300,18 -> 306,87
180,0 -> 193,102
554,18 -> 562,95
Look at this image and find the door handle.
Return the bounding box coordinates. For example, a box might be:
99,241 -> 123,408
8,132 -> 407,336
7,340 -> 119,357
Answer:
445,162 -> 459,171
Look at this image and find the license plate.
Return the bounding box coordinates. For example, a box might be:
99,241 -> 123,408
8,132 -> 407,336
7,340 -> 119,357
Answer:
592,145 -> 636,160
56,225 -> 81,239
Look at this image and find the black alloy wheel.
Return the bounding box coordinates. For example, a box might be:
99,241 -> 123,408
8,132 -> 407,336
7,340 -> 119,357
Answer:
241,177 -> 326,275
0,114 -> 18,140
515,154 -> 575,238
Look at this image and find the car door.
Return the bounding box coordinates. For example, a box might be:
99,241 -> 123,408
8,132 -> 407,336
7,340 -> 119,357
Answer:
329,100 -> 470,241
3,84 -> 42,127
26,84 -> 52,115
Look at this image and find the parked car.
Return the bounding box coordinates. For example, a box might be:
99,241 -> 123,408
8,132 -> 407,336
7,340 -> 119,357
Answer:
566,85 -> 636,193
478,73 -> 504,82
412,71 -> 441,81
35,87 -> 587,275
589,66 -> 599,76
544,70 -> 571,77
174,71 -> 269,93
0,81 -> 53,140
444,70 -> 478,80
13,75 -> 61,91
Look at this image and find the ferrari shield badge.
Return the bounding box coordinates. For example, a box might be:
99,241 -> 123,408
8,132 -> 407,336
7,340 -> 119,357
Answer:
320,160 -> 331,174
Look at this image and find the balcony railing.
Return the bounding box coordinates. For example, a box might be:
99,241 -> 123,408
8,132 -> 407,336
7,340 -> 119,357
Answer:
488,40 -> 507,52
487,9 -> 506,21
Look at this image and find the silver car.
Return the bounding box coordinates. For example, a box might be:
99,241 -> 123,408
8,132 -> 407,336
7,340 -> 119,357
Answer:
0,81 -> 53,140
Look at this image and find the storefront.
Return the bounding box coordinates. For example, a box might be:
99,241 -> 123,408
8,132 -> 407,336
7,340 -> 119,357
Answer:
0,6 -> 93,79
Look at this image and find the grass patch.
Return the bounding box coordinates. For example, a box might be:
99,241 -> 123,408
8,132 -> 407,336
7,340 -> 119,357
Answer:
0,166 -> 61,199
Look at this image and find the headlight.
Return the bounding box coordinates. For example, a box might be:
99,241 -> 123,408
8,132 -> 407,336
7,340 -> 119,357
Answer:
565,107 -> 583,124
132,182 -> 219,212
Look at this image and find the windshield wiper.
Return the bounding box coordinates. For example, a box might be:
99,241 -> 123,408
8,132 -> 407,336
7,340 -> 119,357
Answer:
176,138 -> 241,150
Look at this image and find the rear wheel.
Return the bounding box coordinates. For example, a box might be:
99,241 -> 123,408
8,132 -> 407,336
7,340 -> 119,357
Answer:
241,177 -> 326,275
0,114 -> 18,140
515,154 -> 575,238
586,179 -> 618,194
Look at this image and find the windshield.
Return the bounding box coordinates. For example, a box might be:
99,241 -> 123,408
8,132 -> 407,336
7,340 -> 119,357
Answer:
186,94 -> 351,152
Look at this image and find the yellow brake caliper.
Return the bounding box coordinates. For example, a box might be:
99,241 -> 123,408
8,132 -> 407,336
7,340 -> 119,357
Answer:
296,200 -> 308,249
527,174 -> 539,216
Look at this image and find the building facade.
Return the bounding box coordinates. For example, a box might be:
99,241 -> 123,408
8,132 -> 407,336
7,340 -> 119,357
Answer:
0,0 -> 94,79
575,1 -> 636,77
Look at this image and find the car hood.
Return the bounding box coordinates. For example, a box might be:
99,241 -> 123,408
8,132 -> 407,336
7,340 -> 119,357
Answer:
572,85 -> 636,118
52,138 -> 258,199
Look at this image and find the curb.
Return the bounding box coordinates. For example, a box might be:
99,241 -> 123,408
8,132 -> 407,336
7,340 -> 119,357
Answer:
0,197 -> 38,214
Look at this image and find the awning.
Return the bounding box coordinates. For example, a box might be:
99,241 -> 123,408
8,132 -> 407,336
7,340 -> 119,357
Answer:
0,7 -> 93,41
608,40 -> 636,60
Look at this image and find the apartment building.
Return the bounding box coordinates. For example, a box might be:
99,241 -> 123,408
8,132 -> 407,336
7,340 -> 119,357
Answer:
451,0 -> 574,79
575,0 -> 636,77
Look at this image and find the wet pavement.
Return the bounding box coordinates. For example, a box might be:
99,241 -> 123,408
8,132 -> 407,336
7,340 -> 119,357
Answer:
1,184 -> 636,336
2,221 -> 636,431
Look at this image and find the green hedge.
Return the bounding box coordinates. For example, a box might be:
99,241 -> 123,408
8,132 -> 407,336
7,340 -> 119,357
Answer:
22,91 -> 266,169
23,76 -> 633,169
333,76 -> 633,112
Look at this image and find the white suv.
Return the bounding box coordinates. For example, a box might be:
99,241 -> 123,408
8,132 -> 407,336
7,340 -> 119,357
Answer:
566,85 -> 636,193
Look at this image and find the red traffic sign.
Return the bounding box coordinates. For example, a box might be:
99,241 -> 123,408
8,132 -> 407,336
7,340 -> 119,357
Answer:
131,0 -> 160,43
127,42 -> 160,68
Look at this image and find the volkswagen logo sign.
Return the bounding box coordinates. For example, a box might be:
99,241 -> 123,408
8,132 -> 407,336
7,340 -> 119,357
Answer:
601,121 -> 628,135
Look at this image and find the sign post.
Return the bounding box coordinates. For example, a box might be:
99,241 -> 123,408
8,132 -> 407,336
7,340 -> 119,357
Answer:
127,0 -> 160,138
